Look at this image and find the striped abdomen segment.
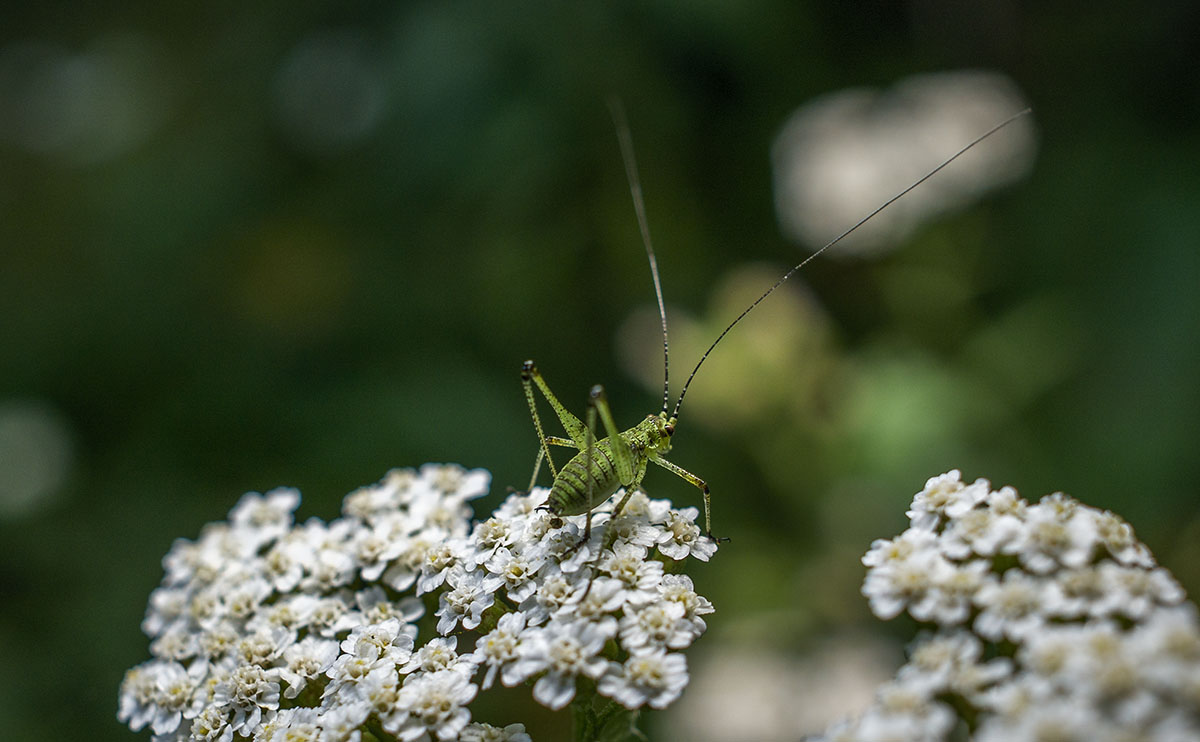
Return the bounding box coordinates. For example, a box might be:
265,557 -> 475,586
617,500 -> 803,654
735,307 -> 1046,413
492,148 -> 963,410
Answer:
547,440 -> 623,516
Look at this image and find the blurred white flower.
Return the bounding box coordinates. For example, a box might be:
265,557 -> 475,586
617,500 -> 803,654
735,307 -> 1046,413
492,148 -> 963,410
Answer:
772,70 -> 1035,256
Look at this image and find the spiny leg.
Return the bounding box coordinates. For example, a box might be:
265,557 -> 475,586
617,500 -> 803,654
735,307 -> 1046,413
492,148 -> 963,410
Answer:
649,456 -> 725,542
590,386 -> 636,484
588,385 -> 649,530
577,386 -> 610,603
527,447 -> 546,494
526,434 -> 581,491
580,390 -> 599,544
523,361 -> 588,446
608,463 -> 648,522
522,361 -> 560,490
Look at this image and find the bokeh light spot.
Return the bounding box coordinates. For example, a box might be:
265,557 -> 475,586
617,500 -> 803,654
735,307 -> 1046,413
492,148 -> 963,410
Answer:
0,399 -> 75,519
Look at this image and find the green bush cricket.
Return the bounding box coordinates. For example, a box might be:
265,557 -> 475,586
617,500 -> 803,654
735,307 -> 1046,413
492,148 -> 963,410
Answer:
521,101 -> 1031,545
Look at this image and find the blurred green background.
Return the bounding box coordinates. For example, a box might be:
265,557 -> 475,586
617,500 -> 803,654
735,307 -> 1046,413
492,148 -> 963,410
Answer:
2,2 -> 1198,740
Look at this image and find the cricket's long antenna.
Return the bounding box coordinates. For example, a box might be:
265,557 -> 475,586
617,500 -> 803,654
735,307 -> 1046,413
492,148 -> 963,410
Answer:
609,97 -> 671,416
672,108 -> 1033,420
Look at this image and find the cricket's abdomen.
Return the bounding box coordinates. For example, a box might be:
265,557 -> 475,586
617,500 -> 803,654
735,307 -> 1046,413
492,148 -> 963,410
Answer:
547,439 -> 623,517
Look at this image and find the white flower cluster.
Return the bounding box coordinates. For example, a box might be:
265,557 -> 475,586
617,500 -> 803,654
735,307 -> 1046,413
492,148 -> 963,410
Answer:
814,470 -> 1199,742
118,463 -> 717,742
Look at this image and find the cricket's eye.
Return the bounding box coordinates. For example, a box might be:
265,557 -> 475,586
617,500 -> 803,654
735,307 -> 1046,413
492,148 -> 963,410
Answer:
664,423 -> 674,436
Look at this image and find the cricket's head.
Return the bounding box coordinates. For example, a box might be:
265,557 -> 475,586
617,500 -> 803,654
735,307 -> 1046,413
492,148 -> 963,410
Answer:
637,411 -> 675,456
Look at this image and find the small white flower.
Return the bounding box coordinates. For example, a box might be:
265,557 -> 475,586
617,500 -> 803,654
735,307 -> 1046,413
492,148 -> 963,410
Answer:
1008,499 -> 1097,573
598,541 -> 664,606
511,619 -> 614,709
1096,562 -> 1186,619
863,544 -> 954,621
973,570 -> 1045,641
355,586 -> 425,626
383,529 -> 439,592
862,527 -> 939,569
519,564 -> 589,625
342,474 -> 407,522
486,546 -> 546,604
619,600 -> 695,651
150,624 -> 199,662
906,470 -> 989,530
435,568 -> 503,635
898,631 -> 981,691
117,659 -> 206,735
493,487 -> 548,520
234,625 -> 295,667
356,664 -> 402,718
604,511 -> 661,549
320,703 -> 368,742
261,538 -> 311,593
228,487 -> 300,546
222,576 -> 274,622
598,648 -> 689,709
562,576 -> 625,623
974,693 -> 1104,742
211,663 -> 280,735
1130,604 -> 1200,671
938,507 -> 993,559
299,547 -> 357,593
470,612 -> 528,689
306,595 -> 358,638
471,515 -> 522,565
351,518 -> 409,581
1090,508 -> 1154,567
1042,566 -> 1107,619
339,618 -> 415,665
417,538 -> 469,595
854,677 -> 956,742
326,649 -> 392,698
188,703 -> 233,742
658,574 -> 714,635
553,524 -> 606,574
400,636 -> 474,676
258,706 -> 321,742
386,669 -> 477,741
910,558 -> 990,626
142,586 -> 189,638
618,490 -> 672,523
277,636 -> 339,699
655,507 -> 718,561
188,587 -> 225,630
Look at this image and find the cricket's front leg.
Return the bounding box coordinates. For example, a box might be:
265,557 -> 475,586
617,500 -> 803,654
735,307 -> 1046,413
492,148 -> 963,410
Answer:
650,456 -> 725,542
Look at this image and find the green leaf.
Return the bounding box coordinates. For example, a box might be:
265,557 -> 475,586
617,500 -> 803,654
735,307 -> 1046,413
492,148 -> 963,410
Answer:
593,705 -> 647,742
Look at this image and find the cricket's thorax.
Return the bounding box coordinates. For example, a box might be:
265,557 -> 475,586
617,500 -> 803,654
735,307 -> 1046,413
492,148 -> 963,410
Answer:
545,413 -> 675,517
